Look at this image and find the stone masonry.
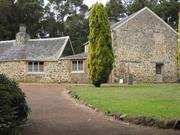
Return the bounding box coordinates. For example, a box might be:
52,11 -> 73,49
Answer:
0,60 -> 71,83
111,8 -> 178,83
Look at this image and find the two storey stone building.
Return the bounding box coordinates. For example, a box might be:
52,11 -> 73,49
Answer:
110,7 -> 178,83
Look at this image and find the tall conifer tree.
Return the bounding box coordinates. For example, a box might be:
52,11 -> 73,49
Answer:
88,3 -> 114,87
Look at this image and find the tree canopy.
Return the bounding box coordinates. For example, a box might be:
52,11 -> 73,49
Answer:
106,0 -> 125,21
0,0 -> 44,40
0,0 -> 179,52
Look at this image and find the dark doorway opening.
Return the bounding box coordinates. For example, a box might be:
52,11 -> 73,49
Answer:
156,63 -> 163,82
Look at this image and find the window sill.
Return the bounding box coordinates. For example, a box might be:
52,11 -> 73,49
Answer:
71,71 -> 85,74
28,72 -> 45,75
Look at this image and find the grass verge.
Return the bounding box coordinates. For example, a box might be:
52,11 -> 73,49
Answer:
70,84 -> 180,129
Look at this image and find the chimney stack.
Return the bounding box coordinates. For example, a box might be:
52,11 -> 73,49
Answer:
16,24 -> 30,46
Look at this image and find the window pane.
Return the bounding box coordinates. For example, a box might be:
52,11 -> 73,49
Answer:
39,62 -> 44,72
28,62 -> 33,72
34,62 -> 38,72
78,61 -> 83,71
72,61 -> 77,71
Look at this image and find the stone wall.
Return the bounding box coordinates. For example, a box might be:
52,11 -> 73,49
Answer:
0,61 -> 26,81
26,60 -> 71,83
112,8 -> 178,83
0,60 -> 90,83
0,60 -> 71,83
70,59 -> 90,83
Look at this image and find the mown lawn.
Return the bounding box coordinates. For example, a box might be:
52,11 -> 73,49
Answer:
71,84 -> 180,121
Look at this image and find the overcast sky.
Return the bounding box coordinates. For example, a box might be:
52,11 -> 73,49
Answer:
44,0 -> 109,7
83,0 -> 109,7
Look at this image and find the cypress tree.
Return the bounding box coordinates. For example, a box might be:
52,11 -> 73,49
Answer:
178,13 -> 180,78
88,3 -> 114,87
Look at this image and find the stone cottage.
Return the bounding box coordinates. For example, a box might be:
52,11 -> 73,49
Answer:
0,7 -> 178,83
0,25 -> 88,83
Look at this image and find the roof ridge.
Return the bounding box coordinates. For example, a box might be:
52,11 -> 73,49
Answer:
111,7 -> 147,30
28,36 -> 69,41
0,36 -> 70,44
0,40 -> 15,44
111,7 -> 177,35
145,7 -> 177,35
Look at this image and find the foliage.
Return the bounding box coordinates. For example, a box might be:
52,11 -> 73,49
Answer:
106,0 -> 126,21
88,3 -> 114,87
72,84 -> 180,120
0,0 -> 89,52
0,0 -> 44,40
0,0 -> 179,53
127,0 -> 158,14
65,14 -> 89,53
0,74 -> 29,135
127,0 -> 180,30
41,0 -> 89,53
178,12 -> 180,78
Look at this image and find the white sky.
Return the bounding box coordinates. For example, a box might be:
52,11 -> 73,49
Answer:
44,0 -> 109,7
83,0 -> 109,7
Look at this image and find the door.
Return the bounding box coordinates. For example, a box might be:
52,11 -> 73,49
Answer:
156,64 -> 163,82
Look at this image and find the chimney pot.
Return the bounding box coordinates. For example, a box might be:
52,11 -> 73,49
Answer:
19,24 -> 26,33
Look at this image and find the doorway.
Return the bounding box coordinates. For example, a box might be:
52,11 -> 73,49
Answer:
156,63 -> 163,82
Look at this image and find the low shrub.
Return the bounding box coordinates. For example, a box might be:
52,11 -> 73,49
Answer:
0,74 -> 29,135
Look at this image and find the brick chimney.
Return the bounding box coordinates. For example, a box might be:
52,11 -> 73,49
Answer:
16,24 -> 30,45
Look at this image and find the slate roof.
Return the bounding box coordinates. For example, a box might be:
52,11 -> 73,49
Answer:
0,36 -> 69,61
61,52 -> 87,60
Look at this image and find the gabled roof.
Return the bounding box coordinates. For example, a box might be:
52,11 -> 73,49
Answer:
111,7 -> 178,35
0,36 -> 70,61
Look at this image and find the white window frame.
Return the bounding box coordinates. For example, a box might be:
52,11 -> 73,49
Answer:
71,60 -> 84,73
28,61 -> 44,74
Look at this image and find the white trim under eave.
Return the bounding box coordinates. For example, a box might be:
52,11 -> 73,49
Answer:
112,7 -> 178,35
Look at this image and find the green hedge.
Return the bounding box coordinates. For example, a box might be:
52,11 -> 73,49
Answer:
0,74 -> 30,135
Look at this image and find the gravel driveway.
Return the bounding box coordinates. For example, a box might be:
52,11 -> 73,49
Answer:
21,83 -> 180,135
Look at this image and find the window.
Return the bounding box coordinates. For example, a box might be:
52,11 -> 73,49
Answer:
156,64 -> 163,75
72,60 -> 84,72
28,62 -> 44,73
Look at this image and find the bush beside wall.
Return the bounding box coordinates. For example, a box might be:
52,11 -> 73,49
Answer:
0,74 -> 29,135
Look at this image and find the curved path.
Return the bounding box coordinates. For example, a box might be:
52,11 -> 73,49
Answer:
21,83 -> 179,135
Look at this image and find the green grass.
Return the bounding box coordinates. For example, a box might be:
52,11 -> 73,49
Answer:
71,84 -> 180,121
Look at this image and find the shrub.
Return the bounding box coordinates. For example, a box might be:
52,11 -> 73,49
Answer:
88,3 -> 114,87
0,74 -> 29,135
